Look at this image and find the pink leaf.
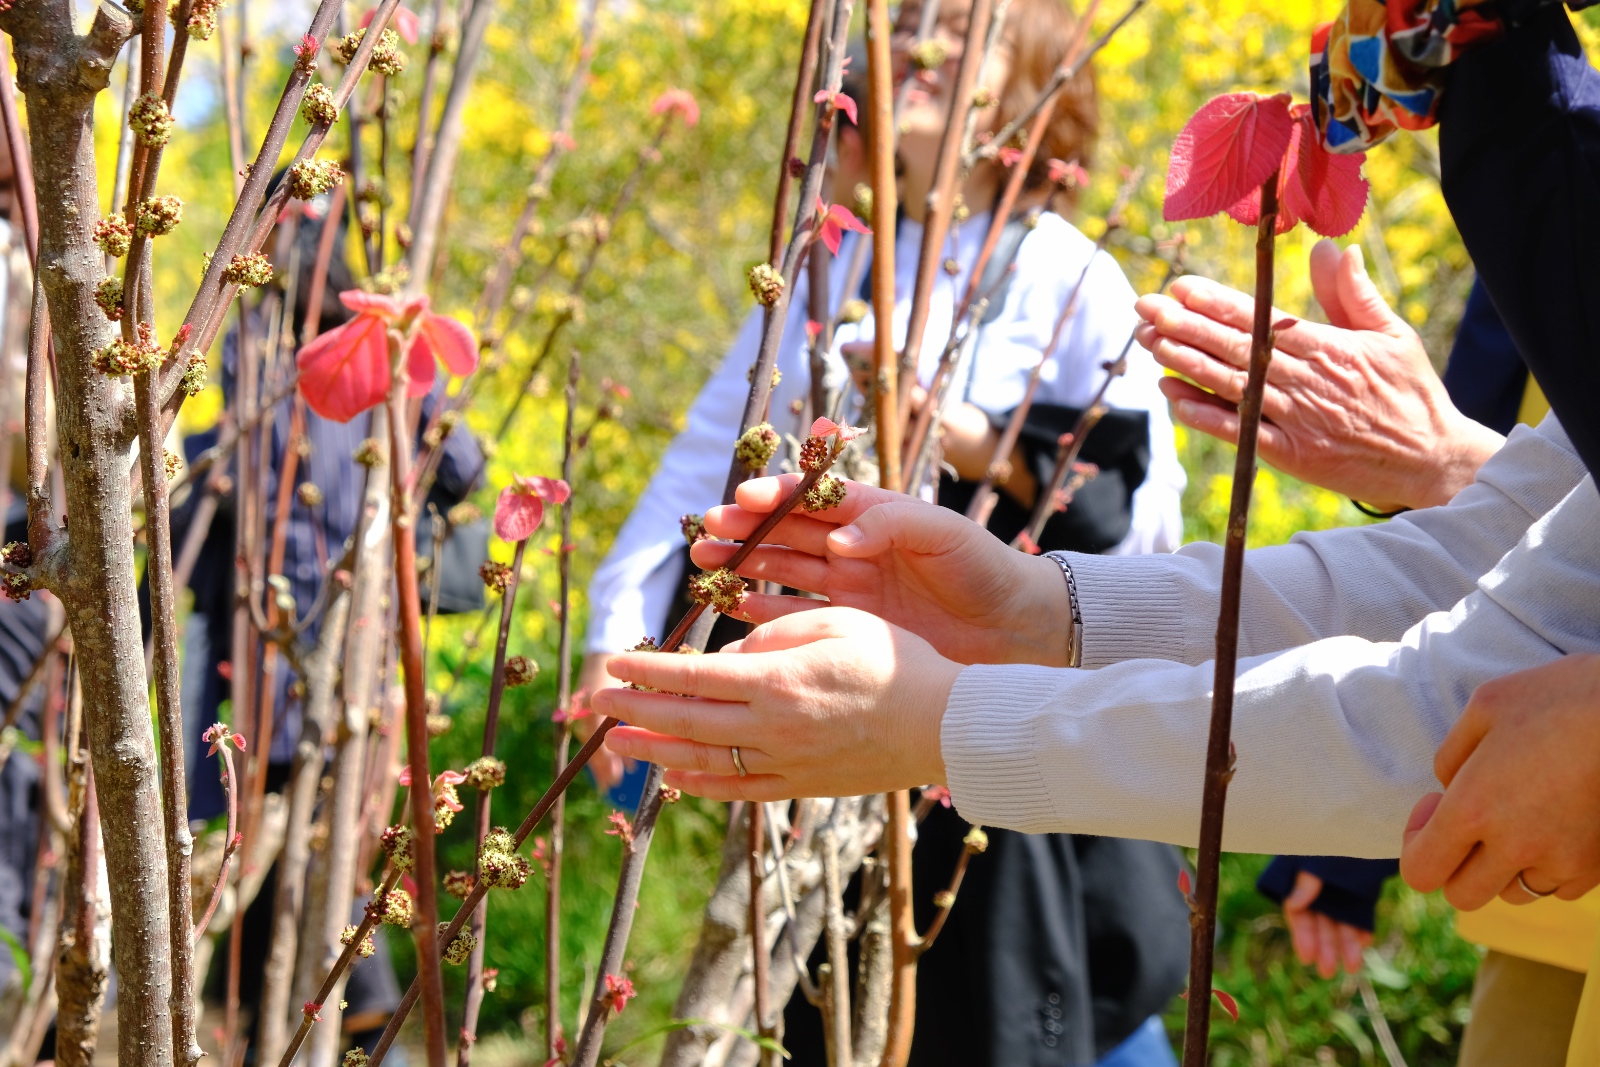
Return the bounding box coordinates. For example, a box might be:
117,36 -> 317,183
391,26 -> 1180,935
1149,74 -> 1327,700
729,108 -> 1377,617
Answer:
1163,92 -> 1294,222
815,198 -> 871,256
998,147 -> 1024,168
418,312 -> 479,376
551,131 -> 576,152
495,487 -> 545,542
1177,869 -> 1192,897
1213,988 -> 1240,1023
832,91 -> 858,126
338,289 -> 404,321
810,417 -> 841,438
524,475 -> 571,504
651,89 -> 700,128
406,334 -> 437,398
398,765 -> 413,787
1047,158 -> 1089,188
297,314 -> 391,422
1281,108 -> 1368,238
806,319 -> 823,342
361,5 -> 419,44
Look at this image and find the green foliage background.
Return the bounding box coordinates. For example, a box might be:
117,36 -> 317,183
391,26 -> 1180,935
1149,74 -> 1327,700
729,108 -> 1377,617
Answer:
100,0 -> 1600,1061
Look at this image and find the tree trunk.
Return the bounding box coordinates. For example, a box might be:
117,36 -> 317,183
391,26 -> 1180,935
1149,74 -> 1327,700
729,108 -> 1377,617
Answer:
6,6 -> 172,1066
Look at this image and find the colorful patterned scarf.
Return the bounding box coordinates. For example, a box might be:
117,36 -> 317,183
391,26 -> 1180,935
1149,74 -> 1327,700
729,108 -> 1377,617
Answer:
1311,0 -> 1508,153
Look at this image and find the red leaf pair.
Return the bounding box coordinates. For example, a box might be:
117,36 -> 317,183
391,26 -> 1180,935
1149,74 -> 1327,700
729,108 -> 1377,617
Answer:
494,474 -> 572,543
813,199 -> 871,256
651,88 -> 701,128
1163,92 -> 1367,238
296,290 -> 478,423
1178,986 -> 1241,1024
360,5 -> 419,44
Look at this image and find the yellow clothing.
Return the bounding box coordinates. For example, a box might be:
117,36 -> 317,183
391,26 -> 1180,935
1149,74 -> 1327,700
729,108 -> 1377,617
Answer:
1569,930 -> 1600,1067
1457,893 -> 1600,974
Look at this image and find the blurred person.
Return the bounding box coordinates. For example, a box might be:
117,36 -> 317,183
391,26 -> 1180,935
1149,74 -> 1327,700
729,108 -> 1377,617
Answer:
581,2 -> 1192,1062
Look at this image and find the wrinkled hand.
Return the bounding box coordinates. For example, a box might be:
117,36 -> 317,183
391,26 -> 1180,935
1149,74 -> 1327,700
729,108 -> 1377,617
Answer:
1135,240 -> 1502,511
690,474 -> 1072,667
1282,871 -> 1371,978
1400,654 -> 1600,911
597,607 -> 958,801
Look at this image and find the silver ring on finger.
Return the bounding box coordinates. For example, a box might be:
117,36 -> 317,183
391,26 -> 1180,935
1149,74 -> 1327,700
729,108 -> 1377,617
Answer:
1517,871 -> 1555,899
730,746 -> 748,777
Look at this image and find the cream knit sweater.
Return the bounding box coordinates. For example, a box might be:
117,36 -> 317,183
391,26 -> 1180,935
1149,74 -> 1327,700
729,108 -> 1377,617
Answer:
941,415 -> 1597,857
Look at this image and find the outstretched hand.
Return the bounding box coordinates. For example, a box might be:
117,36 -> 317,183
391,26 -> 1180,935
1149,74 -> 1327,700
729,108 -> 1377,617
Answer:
597,607 -> 957,801
690,474 -> 1073,667
1282,872 -> 1371,978
1135,239 -> 1503,511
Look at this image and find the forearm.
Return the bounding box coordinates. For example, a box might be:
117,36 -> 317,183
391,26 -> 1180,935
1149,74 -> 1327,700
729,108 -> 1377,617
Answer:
1067,415 -> 1584,666
941,475 -> 1600,855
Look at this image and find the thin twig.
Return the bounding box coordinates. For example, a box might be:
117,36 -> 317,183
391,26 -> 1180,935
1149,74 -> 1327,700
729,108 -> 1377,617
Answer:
1180,172 -> 1278,1067
192,744 -> 242,940
864,0 -> 899,493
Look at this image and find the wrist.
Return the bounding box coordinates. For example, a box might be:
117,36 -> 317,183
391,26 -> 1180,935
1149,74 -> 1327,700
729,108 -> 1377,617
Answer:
1006,553 -> 1077,667
896,654 -> 961,787
1408,413 -> 1504,510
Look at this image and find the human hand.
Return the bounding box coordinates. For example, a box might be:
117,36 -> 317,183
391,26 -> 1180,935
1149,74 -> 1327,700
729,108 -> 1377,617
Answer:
597,607 -> 959,801
575,653 -> 627,790
690,474 -> 1072,667
1400,654 -> 1600,910
1135,240 -> 1503,511
1282,871 -> 1372,978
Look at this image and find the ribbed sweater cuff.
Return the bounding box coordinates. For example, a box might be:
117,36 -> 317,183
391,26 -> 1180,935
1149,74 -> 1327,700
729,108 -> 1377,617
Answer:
941,664 -> 1060,832
1066,553 -> 1189,668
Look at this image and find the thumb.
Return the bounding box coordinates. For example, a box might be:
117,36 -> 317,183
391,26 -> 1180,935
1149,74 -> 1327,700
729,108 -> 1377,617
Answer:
1335,243 -> 1405,336
1284,870 -> 1324,911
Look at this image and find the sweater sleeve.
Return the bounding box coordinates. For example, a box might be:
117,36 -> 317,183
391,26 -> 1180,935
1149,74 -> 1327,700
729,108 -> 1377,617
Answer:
940,475 -> 1600,856
1064,413 -> 1582,668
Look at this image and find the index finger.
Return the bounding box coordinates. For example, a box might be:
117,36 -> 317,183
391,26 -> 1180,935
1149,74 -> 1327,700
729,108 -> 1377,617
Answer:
731,474 -> 913,528
1167,275 -> 1339,362
1399,789 -> 1478,894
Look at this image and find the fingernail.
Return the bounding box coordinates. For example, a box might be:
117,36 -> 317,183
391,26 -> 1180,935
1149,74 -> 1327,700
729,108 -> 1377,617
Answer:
1351,244 -> 1367,276
832,526 -> 864,548
1174,399 -> 1198,422
1186,287 -> 1211,308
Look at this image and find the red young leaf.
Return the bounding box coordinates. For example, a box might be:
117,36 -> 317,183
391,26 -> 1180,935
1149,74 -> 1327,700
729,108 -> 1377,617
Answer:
1177,869 -> 1192,897
1163,92 -> 1294,222
406,333 -> 436,398
297,313 -> 391,422
362,5 -> 419,44
651,88 -> 701,128
524,475 -> 571,504
815,198 -> 871,256
1281,109 -> 1368,237
1213,988 -> 1240,1023
416,312 -> 479,377
339,288 -> 404,321
495,487 -> 546,543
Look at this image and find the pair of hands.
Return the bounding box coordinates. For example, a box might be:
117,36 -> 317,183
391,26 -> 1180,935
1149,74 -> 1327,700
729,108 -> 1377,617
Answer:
591,475 -> 1073,800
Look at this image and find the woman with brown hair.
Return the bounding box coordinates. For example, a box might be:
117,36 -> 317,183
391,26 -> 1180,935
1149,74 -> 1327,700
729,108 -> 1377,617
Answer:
584,2 -> 1187,1062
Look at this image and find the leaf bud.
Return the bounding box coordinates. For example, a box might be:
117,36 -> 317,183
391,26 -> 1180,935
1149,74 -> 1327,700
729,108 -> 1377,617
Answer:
747,263 -> 784,308
801,474 -> 847,512
734,423 -> 780,470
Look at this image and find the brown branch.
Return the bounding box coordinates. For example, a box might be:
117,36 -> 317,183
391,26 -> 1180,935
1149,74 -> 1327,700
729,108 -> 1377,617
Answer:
899,0 -> 1102,473
894,0 -> 994,417
864,0 -> 899,494
748,799 -> 775,1065
271,866 -> 403,1067
545,354 -> 580,1061
133,362 -> 202,1067
406,0 -> 452,236
965,168 -> 1143,525
386,355 -> 449,1067
1013,247 -> 1182,547
406,0 -> 496,293
457,530 -> 528,1066
769,0 -> 829,267
491,116 -> 676,444
0,35 -> 37,267
819,828 -> 852,1067
191,743 -> 241,941
912,826 -> 985,955
962,0 -> 1149,169
1181,174 -> 1278,1067
473,0 -> 599,328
